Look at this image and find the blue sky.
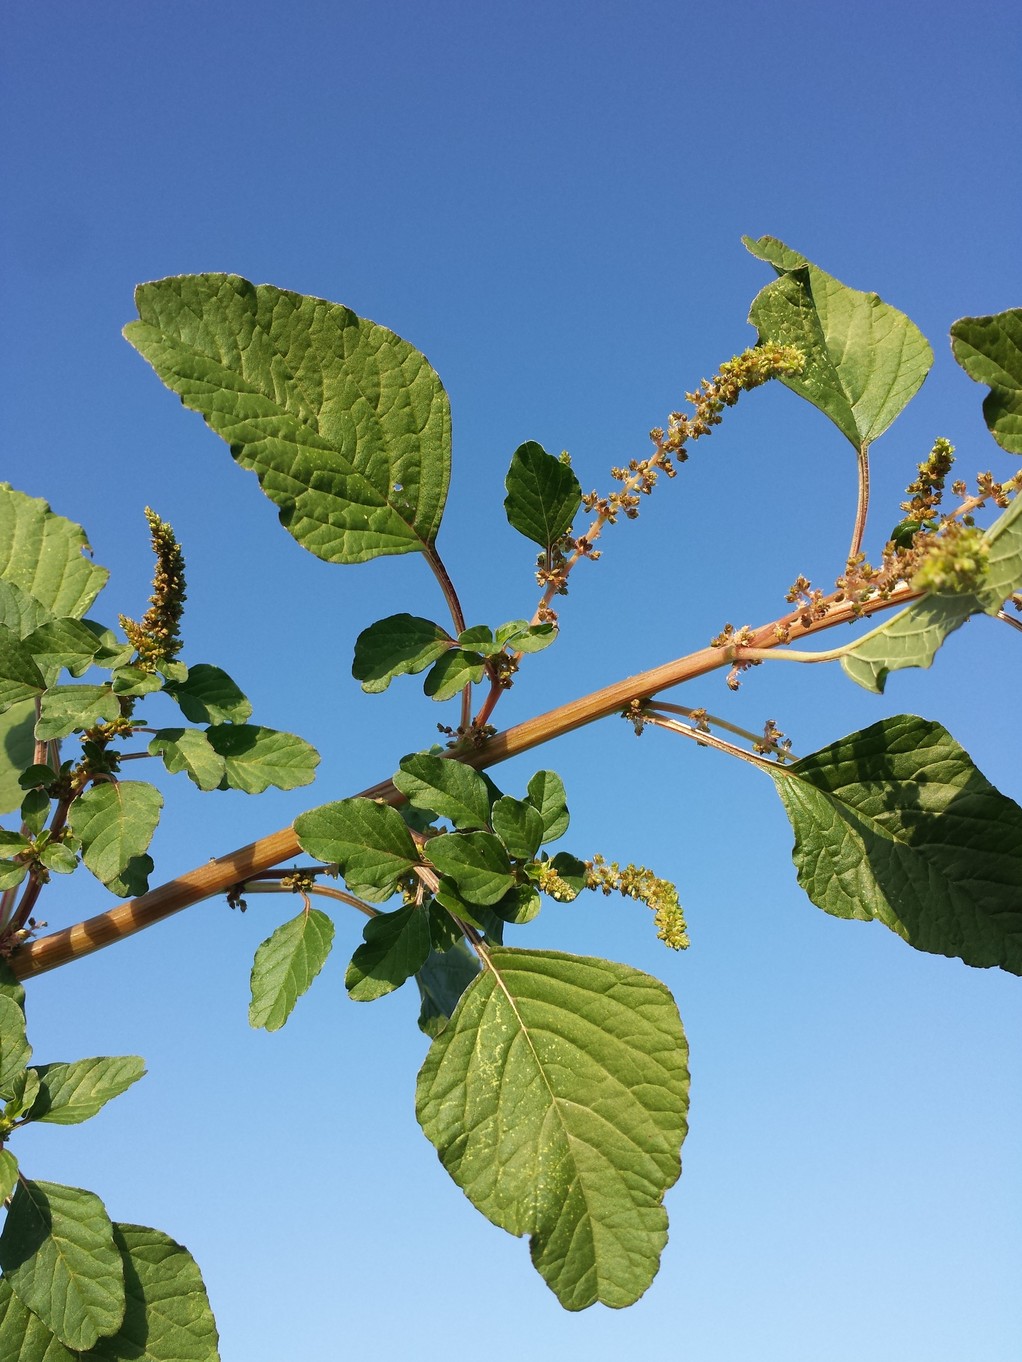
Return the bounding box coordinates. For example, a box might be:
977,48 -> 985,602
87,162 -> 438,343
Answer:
2,3 -> 1020,1359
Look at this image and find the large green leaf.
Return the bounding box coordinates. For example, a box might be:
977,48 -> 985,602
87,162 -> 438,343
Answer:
162,665 -> 252,724
35,685 -> 121,741
0,1223 -> 220,1362
0,1180 -> 123,1351
125,275 -> 451,563
204,725 -> 319,794
68,782 -> 163,892
248,908 -> 335,1031
148,729 -> 226,792
744,236 -> 932,449
425,832 -> 516,905
416,947 -> 688,1309
351,614 -> 452,694
25,1057 -> 146,1126
770,715 -> 1022,972
841,491 -> 1022,691
294,797 -> 420,902
345,903 -> 431,1001
950,308 -> 1022,454
0,486 -> 108,624
0,628 -> 46,714
22,619 -> 105,685
504,441 -> 582,547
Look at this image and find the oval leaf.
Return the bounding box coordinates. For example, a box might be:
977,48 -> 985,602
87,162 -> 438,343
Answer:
295,798 -> 420,903
0,1179 -> 124,1351
504,441 -> 582,547
125,275 -> 451,563
204,725 -> 319,794
345,903 -> 431,1002
394,752 -> 492,831
416,947 -> 688,1309
26,1057 -> 146,1126
69,782 -> 164,891
248,908 -> 335,1031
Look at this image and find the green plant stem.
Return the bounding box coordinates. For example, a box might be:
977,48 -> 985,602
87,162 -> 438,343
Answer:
8,579 -> 921,981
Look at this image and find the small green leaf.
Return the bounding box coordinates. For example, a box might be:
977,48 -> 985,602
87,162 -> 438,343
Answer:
248,908 -> 335,1031
163,663 -> 252,724
394,752 -> 493,831
148,729 -> 227,791
0,1151 -> 17,1205
425,832 -> 515,905
0,485 -> 108,623
35,685 -> 121,741
0,960 -> 25,1010
433,880 -> 505,940
416,948 -> 688,1309
491,883 -> 542,924
423,649 -> 486,701
19,789 -> 49,837
345,904 -> 431,1001
205,725 -> 319,794
69,782 -> 163,891
295,798 -> 420,903
0,859 -> 28,891
744,235 -> 933,449
0,1222 -> 221,1362
0,700 -> 37,816
0,993 -> 32,1095
126,274 -> 451,563
106,855 -> 155,900
526,770 -> 570,843
415,940 -> 481,1037
841,492 -> 1022,692
0,627 -> 46,713
3,1068 -> 40,1121
0,1179 -> 124,1351
504,441 -> 582,547
37,842 -> 78,875
110,666 -> 164,697
491,796 -> 544,860
26,1057 -> 146,1125
352,613 -> 452,694
771,715 -> 1022,972
950,308 -> 1022,454
495,619 -> 558,654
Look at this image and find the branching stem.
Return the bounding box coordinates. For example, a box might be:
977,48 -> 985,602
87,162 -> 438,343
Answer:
9,580 -> 921,981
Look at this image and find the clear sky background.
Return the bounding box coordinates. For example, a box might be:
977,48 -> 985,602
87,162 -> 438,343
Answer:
2,3 -> 1020,1360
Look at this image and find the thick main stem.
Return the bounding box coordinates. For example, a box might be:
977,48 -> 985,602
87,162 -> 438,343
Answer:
10,582 -> 920,981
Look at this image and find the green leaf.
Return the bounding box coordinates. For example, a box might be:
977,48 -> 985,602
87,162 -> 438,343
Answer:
504,442 -> 582,547
0,1223 -> 221,1362
841,492 -> 1022,692
22,618 -> 105,683
423,649 -> 486,701
0,1179 -> 124,1351
0,700 -> 37,816
433,880 -> 505,940
0,859 -> 28,891
770,715 -> 1022,972
36,842 -> 78,875
125,274 -> 451,563
416,947 -> 689,1309
0,627 -> 46,713
425,832 -> 516,905
415,939 -> 481,1037
491,883 -> 542,924
0,1151 -> 17,1206
744,235 -> 933,449
351,613 -> 452,694
148,729 -> 226,792
69,782 -> 163,891
20,790 -> 49,837
0,961 -> 25,1011
0,581 -> 50,639
394,752 -> 493,831
490,796 -> 544,860
0,485 -> 108,623
295,797 -> 420,903
25,1058 -> 146,1126
345,904 -> 431,1001
106,856 -> 155,900
3,1068 -> 41,1120
35,685 -> 121,741
0,993 -> 32,1095
950,308 -> 1022,454
526,770 -> 570,843
110,666 -> 163,698
163,664 -> 252,724
248,908 -> 335,1031
204,725 -> 319,794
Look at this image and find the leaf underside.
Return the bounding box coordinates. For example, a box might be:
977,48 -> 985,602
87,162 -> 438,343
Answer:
416,947 -> 688,1310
